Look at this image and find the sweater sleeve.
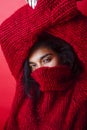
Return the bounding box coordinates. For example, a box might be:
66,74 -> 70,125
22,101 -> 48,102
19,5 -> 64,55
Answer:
0,0 -> 79,81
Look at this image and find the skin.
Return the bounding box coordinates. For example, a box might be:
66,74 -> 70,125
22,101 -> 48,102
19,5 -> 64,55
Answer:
28,46 -> 60,72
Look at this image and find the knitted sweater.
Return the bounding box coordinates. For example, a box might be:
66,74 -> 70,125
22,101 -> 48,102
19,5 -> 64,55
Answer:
0,0 -> 87,130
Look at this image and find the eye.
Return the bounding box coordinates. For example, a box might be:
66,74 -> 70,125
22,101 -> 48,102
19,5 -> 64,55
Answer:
42,56 -> 52,64
29,64 -> 36,71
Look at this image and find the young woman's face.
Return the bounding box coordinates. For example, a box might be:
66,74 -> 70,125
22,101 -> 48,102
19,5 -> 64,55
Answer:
28,46 -> 60,72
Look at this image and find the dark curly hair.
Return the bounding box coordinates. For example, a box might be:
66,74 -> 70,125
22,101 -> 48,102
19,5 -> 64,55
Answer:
23,32 -> 83,95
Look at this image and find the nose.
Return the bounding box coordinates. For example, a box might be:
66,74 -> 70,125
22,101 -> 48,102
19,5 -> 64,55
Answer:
36,63 -> 42,69
35,63 -> 44,71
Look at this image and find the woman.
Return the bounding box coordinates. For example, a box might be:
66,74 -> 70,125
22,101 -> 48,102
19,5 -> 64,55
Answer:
23,33 -> 82,95
0,0 -> 87,130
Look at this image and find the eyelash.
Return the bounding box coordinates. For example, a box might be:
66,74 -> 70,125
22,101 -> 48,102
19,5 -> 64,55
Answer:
42,56 -> 52,64
30,64 -> 36,68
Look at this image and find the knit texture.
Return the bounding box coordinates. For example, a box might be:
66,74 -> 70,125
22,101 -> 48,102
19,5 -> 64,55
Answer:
0,0 -> 79,80
31,66 -> 74,91
0,0 -> 87,130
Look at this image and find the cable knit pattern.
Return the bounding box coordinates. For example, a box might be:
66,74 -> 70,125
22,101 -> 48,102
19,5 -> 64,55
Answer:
0,0 -> 87,130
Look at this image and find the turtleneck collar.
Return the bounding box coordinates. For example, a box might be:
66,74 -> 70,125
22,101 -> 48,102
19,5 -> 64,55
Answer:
31,65 -> 75,92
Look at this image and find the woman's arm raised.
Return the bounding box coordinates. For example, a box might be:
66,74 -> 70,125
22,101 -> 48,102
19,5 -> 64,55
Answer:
0,0 -> 79,81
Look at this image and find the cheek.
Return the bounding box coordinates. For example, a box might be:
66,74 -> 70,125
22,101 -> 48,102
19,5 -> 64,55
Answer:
51,59 -> 59,66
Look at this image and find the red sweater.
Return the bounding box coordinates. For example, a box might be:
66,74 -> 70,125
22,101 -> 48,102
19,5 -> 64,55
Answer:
0,0 -> 87,130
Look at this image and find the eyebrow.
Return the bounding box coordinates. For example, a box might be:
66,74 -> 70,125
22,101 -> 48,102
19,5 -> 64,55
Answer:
29,53 -> 53,64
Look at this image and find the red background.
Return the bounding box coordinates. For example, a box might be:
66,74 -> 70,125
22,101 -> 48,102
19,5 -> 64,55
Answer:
0,0 -> 87,129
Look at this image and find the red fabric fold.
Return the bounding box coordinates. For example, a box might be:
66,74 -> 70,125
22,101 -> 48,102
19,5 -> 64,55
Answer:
31,66 -> 74,91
